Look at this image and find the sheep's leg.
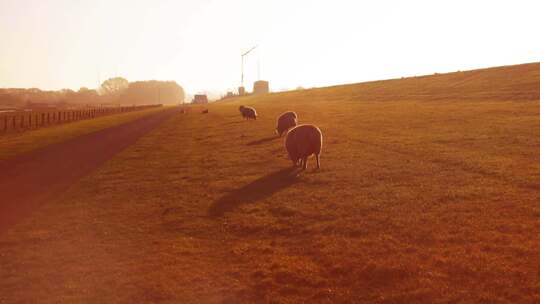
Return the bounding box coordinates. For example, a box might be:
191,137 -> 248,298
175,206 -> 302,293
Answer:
315,154 -> 320,169
302,157 -> 308,170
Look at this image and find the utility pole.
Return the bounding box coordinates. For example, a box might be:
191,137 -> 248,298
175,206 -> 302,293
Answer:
241,45 -> 258,87
257,58 -> 261,81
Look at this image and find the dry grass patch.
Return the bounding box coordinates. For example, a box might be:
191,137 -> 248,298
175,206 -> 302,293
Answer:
2,64 -> 540,302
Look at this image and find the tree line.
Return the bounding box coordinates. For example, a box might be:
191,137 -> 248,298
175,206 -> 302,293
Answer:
0,77 -> 185,108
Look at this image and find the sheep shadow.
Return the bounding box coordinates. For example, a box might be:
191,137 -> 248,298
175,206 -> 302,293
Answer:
208,167 -> 301,217
224,121 -> 244,125
246,136 -> 279,146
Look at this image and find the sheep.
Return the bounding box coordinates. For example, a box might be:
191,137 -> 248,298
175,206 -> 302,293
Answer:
202,109 -> 209,114
285,124 -> 322,170
276,111 -> 298,137
240,106 -> 257,120
239,105 -> 247,118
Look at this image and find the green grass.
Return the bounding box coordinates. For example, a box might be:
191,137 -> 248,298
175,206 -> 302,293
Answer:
1,62 -> 540,302
1,98 -> 539,303
0,106 -> 168,160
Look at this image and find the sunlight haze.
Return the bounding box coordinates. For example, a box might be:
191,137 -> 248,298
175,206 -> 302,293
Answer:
1,0 -> 540,94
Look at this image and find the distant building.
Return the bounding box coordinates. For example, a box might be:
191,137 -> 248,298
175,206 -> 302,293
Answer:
238,86 -> 246,96
192,94 -> 208,104
253,80 -> 269,95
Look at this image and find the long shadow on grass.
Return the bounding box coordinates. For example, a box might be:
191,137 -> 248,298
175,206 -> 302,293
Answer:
224,121 -> 244,125
208,167 -> 300,217
246,136 -> 279,146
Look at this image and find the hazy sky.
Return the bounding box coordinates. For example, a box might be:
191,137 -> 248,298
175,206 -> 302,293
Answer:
1,0 -> 540,94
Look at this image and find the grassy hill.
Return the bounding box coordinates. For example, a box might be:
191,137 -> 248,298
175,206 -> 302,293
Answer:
235,61 -> 540,104
1,63 -> 540,303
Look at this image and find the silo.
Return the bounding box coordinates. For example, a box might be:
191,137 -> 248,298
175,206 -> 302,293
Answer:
253,80 -> 269,95
238,86 -> 246,96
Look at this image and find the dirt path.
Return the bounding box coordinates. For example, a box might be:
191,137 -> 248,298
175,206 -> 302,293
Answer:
0,107 -> 179,233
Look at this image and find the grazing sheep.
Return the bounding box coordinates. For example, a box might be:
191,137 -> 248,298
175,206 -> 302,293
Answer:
240,106 -> 257,120
285,124 -> 322,170
276,111 -> 298,137
238,105 -> 246,118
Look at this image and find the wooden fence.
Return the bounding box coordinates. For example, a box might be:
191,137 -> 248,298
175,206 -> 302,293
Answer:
0,104 -> 162,134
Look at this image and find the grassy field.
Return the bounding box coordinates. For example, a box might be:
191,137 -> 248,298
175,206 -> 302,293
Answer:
1,63 -> 540,303
0,106 -> 168,160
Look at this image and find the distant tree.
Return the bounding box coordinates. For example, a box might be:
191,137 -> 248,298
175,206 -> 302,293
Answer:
119,80 -> 185,105
0,89 -> 24,107
60,87 -> 100,105
99,77 -> 129,96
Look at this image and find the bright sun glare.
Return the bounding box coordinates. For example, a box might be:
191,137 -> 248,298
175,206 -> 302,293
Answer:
1,0 -> 540,94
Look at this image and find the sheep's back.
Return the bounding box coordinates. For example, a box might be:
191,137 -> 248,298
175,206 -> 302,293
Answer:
243,106 -> 257,118
285,124 -> 322,158
277,112 -> 298,133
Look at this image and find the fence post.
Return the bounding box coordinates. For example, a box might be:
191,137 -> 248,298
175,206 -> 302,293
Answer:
3,116 -> 7,132
12,116 -> 16,129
